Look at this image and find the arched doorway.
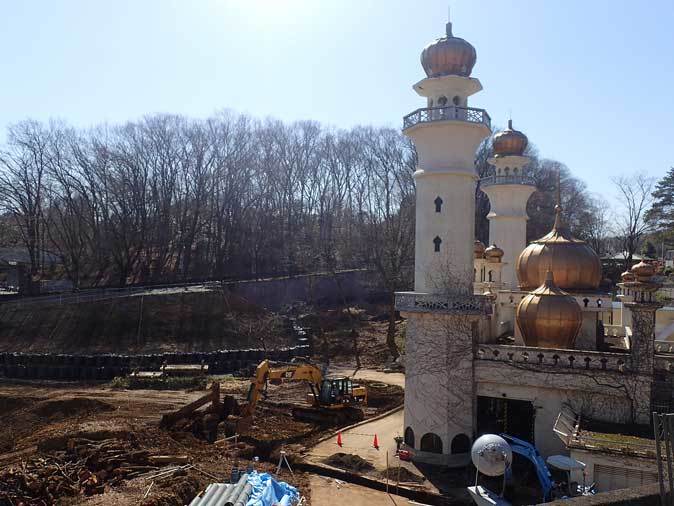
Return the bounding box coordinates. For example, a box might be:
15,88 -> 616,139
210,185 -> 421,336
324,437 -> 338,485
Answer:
404,427 -> 415,448
451,433 -> 471,454
420,433 -> 443,454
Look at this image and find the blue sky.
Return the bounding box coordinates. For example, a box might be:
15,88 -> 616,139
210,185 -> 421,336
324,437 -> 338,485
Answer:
1,0 -> 672,197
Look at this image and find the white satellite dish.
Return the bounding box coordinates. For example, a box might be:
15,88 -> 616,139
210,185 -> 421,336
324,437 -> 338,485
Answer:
471,434 -> 512,477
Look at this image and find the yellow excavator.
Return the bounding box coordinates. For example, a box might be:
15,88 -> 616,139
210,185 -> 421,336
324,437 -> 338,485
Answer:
235,359 -> 368,427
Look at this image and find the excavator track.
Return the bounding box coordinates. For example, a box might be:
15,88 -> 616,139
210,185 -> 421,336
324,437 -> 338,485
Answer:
291,405 -> 364,425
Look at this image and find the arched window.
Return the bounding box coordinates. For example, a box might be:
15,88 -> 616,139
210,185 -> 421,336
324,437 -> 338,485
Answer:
404,427 -> 415,448
513,167 -> 518,175
504,167 -> 510,176
452,95 -> 460,106
488,271 -> 493,282
420,433 -> 443,454
434,196 -> 443,213
474,268 -> 477,281
451,434 -> 471,454
437,96 -> 448,107
583,298 -> 589,308
433,236 -> 442,252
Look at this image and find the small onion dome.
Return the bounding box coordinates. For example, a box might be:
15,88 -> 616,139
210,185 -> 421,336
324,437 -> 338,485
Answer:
421,21 -> 476,78
516,271 -> 582,349
516,206 -> 602,291
492,119 -> 528,157
485,244 -> 504,262
621,270 -> 636,282
631,260 -> 655,281
474,240 -> 486,259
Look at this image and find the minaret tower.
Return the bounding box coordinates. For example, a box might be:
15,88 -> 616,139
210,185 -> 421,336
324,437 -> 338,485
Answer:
481,121 -> 536,288
396,17 -> 490,462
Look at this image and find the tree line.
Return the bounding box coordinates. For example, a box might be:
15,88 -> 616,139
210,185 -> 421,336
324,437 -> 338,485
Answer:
0,112 -> 615,294
0,114 -> 416,292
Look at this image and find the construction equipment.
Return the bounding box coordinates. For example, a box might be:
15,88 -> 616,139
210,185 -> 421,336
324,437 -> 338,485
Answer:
237,359 -> 367,426
500,434 -> 593,502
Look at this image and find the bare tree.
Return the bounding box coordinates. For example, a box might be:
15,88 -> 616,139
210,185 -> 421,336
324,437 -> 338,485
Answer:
612,174 -> 655,267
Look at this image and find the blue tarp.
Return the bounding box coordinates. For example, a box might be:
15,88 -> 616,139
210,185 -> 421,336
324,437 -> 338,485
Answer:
246,471 -> 299,506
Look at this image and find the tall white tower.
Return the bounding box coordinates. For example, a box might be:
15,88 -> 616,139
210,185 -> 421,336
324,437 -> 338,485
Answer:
481,121 -> 536,288
396,18 -> 490,463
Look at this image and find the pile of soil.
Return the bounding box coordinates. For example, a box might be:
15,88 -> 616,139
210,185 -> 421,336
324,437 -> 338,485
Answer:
323,452 -> 374,472
248,410 -> 315,441
377,466 -> 425,483
33,398 -> 115,418
0,395 -> 32,413
359,381 -> 404,411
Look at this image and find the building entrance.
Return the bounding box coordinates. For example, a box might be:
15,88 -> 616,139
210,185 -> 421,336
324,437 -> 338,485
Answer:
477,396 -> 535,443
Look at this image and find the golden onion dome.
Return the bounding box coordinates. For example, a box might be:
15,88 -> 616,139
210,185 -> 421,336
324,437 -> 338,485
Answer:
421,21 -> 476,78
631,260 -> 655,281
492,120 -> 528,157
516,271 -> 582,349
474,240 -> 486,259
621,270 -> 636,282
485,244 -> 504,262
516,205 -> 602,291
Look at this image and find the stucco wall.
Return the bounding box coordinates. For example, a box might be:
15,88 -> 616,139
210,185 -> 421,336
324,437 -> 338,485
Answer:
475,360 -> 651,457
404,311 -> 476,457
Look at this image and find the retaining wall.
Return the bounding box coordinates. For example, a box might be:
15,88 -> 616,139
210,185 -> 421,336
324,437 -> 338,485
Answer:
0,345 -> 310,381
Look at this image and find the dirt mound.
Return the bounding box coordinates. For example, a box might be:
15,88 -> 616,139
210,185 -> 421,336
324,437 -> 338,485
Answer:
359,380 -> 404,410
141,476 -> 200,506
0,395 -> 31,413
32,397 -> 115,418
324,452 -> 374,472
378,466 -> 424,483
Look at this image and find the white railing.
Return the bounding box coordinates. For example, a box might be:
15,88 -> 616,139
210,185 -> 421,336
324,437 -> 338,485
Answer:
395,291 -> 489,315
480,175 -> 536,187
475,344 -> 630,372
403,106 -> 491,130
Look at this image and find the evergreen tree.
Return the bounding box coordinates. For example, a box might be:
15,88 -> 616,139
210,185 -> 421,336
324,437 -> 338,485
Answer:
646,167 -> 674,233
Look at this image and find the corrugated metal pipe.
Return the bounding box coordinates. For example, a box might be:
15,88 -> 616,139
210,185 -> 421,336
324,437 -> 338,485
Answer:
189,473 -> 250,506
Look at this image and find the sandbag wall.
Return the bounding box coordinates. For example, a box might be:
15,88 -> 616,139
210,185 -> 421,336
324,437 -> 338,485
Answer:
0,345 -> 310,381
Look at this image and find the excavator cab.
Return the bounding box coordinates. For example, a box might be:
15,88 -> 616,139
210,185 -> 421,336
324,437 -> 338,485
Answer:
317,377 -> 367,407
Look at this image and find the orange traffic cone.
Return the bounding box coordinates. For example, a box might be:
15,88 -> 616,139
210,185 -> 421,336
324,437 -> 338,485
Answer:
337,432 -> 343,447
373,434 -> 379,450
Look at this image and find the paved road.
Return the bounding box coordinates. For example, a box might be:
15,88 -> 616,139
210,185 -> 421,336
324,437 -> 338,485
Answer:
308,408 -> 405,470
305,367 -> 439,495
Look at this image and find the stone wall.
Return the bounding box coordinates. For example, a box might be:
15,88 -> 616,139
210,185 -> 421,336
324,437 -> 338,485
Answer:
0,345 -> 310,381
221,269 -> 384,310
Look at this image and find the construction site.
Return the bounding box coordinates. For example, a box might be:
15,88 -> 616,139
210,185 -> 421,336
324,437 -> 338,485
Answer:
0,282 -> 437,506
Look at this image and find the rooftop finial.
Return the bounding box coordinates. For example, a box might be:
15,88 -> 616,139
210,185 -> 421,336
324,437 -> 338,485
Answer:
446,4 -> 453,36
553,168 -> 563,229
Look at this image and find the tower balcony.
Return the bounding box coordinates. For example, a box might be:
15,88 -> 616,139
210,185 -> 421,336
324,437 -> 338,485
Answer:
403,105 -> 491,131
480,174 -> 536,188
395,291 -> 491,315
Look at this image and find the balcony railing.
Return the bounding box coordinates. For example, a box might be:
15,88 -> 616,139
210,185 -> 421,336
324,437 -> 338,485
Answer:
395,291 -> 489,315
480,175 -> 536,187
475,344 -> 631,373
403,106 -> 491,130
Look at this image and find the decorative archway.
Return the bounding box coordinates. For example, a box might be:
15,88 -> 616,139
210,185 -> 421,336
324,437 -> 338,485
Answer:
404,427 -> 415,448
420,433 -> 443,454
451,433 -> 471,454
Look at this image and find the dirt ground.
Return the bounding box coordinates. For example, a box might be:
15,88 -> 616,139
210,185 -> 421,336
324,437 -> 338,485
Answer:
0,369 -> 403,505
0,302 -> 406,505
